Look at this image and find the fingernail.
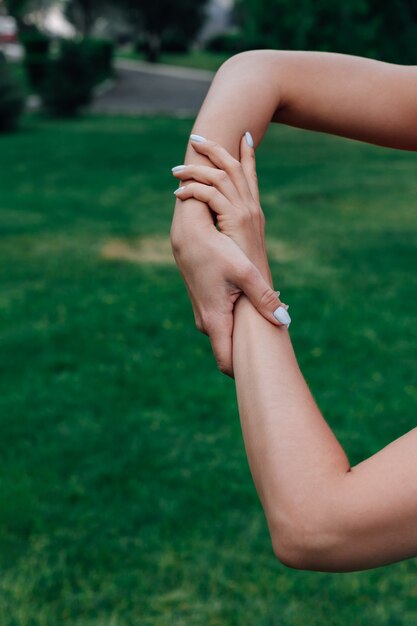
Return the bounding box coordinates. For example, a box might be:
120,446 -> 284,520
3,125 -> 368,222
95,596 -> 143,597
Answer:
190,134 -> 206,143
275,290 -> 281,297
283,303 -> 289,311
171,165 -> 186,172
245,131 -> 254,148
173,186 -> 186,195
273,306 -> 291,327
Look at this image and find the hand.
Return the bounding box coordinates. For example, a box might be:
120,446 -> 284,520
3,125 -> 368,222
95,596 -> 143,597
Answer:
173,133 -> 270,280
170,133 -> 290,378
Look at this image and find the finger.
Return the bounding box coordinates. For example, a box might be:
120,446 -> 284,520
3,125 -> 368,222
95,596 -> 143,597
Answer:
174,182 -> 235,218
240,131 -> 260,204
234,263 -> 291,329
206,314 -> 235,378
189,134 -> 253,203
172,164 -> 241,205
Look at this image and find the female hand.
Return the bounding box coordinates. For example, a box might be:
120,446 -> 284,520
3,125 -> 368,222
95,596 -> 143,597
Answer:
172,133 -> 270,279
172,133 -> 291,326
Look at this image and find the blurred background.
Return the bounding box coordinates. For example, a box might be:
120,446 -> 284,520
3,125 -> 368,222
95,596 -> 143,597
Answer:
0,1 -> 417,625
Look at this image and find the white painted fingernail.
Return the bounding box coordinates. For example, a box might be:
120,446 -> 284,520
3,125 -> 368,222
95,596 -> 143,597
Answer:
171,165 -> 186,172
275,290 -> 281,297
173,186 -> 186,195
245,131 -> 254,148
273,306 -> 291,327
190,134 -> 206,143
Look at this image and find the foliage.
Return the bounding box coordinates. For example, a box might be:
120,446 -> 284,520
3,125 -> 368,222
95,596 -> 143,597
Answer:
3,0 -> 30,23
20,28 -> 50,92
205,30 -> 269,54
0,51 -> 24,131
235,0 -> 417,63
121,0 -> 209,62
82,36 -> 114,82
1,115 -> 417,623
120,46 -> 231,71
40,40 -> 95,116
65,0 -> 110,36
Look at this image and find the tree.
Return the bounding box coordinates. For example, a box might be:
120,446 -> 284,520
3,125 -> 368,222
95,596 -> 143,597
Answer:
65,0 -> 109,37
121,0 -> 209,62
235,0 -> 417,64
4,0 -> 31,28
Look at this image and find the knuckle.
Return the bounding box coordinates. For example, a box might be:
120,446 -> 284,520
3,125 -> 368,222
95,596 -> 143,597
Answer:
217,169 -> 228,182
230,159 -> 242,172
236,210 -> 251,227
248,203 -> 263,221
258,287 -> 279,311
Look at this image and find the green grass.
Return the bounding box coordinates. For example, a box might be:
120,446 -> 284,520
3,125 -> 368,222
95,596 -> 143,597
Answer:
1,114 -> 417,625
116,47 -> 230,72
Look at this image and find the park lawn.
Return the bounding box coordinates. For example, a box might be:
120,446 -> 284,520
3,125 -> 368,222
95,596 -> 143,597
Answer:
0,114 -> 417,626
116,47 -> 230,71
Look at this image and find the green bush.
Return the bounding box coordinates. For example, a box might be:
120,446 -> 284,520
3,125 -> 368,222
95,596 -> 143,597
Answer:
41,40 -> 95,117
0,52 -> 24,132
161,30 -> 190,53
205,30 -> 268,54
134,34 -> 147,54
82,37 -> 114,83
21,28 -> 51,92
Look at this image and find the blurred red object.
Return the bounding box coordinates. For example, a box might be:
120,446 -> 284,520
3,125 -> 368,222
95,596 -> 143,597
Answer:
0,16 -> 17,44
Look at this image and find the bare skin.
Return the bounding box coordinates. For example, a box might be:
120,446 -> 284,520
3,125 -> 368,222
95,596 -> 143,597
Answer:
173,135 -> 417,573
170,50 -> 417,376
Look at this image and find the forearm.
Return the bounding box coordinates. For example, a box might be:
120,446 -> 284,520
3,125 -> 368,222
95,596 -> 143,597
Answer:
274,50 -> 417,150
172,49 -> 417,242
232,295 -> 352,569
171,51 -> 283,244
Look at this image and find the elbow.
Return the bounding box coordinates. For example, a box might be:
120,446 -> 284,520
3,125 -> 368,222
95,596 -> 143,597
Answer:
216,49 -> 284,79
270,511 -> 346,572
271,524 -> 316,571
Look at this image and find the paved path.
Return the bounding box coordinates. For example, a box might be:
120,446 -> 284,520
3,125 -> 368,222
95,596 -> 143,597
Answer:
91,59 -> 215,116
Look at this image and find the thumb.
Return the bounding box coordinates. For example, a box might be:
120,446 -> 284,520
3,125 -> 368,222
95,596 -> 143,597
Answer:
237,264 -> 291,328
240,131 -> 260,204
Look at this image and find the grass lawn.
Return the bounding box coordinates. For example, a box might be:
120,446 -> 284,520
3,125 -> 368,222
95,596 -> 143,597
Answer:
1,114 -> 417,625
116,47 -> 230,72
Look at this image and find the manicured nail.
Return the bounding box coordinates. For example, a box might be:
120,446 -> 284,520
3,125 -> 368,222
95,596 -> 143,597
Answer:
273,306 -> 291,327
245,131 -> 254,148
171,165 -> 186,172
190,134 -> 206,143
173,186 -> 186,195
275,290 -> 281,297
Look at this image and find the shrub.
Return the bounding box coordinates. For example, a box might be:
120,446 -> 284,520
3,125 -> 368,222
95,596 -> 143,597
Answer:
135,31 -> 190,57
134,35 -> 147,54
41,40 -> 95,117
0,52 -> 24,132
205,30 -> 269,54
161,30 -> 190,53
82,37 -> 114,83
20,28 -> 51,92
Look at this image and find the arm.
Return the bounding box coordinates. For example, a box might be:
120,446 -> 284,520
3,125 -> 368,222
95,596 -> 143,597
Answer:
176,136 -> 417,573
233,296 -> 417,573
171,50 -> 417,374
